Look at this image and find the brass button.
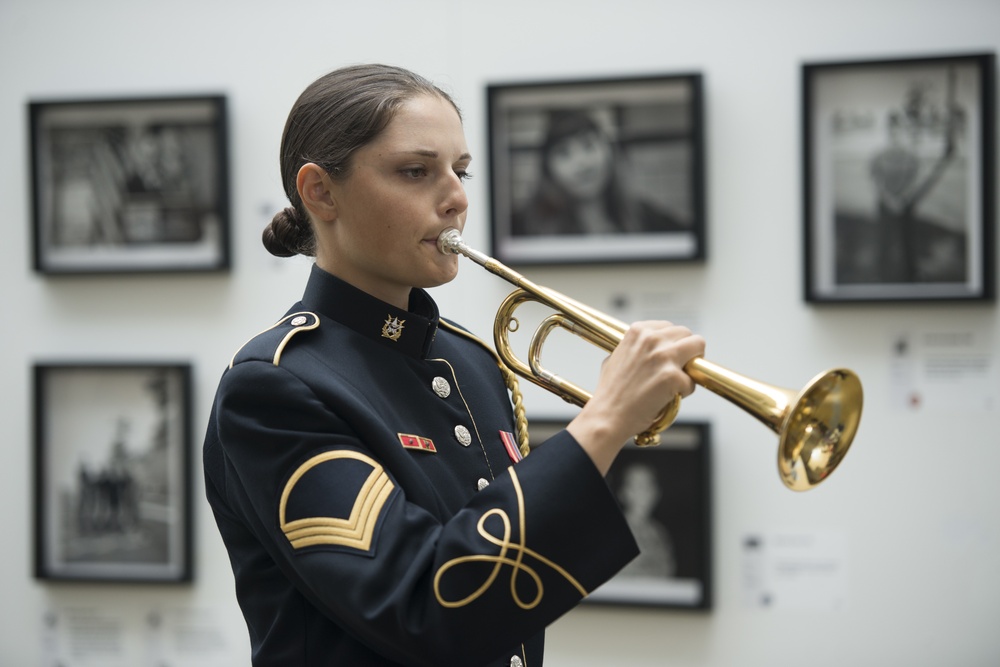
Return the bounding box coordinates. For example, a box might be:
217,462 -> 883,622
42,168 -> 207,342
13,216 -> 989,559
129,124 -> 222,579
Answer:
432,376 -> 451,398
454,425 -> 472,446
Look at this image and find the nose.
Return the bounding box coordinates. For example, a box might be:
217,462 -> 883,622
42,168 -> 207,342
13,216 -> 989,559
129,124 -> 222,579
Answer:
441,173 -> 469,218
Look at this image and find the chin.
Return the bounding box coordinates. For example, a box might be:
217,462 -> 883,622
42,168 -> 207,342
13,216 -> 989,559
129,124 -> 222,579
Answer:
436,267 -> 460,287
418,263 -> 459,289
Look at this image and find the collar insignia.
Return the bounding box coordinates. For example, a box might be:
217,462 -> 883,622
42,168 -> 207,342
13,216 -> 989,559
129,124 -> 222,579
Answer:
398,433 -> 437,453
381,315 -> 405,341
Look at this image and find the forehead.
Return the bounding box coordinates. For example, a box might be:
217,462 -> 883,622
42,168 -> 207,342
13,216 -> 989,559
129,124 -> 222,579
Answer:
554,128 -> 602,149
372,93 -> 468,152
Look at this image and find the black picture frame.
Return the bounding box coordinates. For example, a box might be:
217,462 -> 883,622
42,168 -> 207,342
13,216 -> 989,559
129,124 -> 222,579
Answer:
29,95 -> 230,274
528,420 -> 712,609
803,53 -> 995,303
487,73 -> 706,266
33,362 -> 193,583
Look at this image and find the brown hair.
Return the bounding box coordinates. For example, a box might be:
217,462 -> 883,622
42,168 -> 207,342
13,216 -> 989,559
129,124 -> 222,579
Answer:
262,64 -> 461,257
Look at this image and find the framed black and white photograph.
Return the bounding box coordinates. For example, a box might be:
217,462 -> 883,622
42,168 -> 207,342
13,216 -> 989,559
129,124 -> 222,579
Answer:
33,363 -> 193,583
803,53 -> 995,302
529,420 -> 712,609
29,95 -> 230,274
487,73 -> 705,265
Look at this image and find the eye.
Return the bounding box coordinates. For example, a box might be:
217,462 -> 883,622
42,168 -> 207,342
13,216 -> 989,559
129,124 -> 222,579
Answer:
400,166 -> 427,179
455,169 -> 473,182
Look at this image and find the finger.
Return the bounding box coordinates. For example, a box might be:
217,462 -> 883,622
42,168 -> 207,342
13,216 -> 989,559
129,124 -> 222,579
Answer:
626,321 -> 697,346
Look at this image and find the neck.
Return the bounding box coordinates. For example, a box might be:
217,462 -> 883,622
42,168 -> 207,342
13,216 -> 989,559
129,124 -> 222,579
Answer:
314,258 -> 412,311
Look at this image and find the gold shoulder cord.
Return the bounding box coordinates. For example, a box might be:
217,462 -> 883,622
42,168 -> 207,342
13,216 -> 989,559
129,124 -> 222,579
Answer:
439,321 -> 531,459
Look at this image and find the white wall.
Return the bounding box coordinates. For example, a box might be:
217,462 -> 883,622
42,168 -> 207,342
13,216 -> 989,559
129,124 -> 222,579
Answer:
2,0 -> 998,665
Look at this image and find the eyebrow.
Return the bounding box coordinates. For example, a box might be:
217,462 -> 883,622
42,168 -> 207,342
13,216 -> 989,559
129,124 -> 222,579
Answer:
394,149 -> 472,162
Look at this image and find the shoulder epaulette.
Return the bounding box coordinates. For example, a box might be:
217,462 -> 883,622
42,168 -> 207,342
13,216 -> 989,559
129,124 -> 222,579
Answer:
229,312 -> 320,368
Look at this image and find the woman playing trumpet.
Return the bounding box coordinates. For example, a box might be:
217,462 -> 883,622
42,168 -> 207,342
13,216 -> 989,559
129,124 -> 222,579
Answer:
203,63 -> 705,667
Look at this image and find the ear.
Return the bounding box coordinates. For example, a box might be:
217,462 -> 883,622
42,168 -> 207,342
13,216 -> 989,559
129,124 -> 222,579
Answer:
296,163 -> 338,222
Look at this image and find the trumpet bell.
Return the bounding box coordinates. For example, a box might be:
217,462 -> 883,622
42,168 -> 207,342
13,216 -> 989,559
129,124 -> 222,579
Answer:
685,359 -> 863,491
779,368 -> 863,491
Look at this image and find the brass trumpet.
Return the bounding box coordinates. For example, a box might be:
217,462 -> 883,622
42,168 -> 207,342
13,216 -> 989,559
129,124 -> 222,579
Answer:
438,228 -> 863,492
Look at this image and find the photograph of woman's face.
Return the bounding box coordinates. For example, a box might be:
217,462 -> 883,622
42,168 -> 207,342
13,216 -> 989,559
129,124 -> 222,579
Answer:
545,129 -> 612,200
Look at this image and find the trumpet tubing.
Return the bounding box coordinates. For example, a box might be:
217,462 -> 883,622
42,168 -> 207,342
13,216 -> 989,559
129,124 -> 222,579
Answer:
437,228 -> 863,491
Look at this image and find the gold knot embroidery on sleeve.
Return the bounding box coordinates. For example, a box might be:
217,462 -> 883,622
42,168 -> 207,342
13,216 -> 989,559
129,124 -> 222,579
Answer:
432,467 -> 587,610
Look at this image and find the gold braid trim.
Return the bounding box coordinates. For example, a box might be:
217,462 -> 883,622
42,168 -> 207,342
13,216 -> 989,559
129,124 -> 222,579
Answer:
439,320 -> 531,459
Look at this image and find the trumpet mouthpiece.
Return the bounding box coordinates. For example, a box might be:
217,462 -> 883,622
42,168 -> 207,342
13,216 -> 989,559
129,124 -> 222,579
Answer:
437,227 -> 463,255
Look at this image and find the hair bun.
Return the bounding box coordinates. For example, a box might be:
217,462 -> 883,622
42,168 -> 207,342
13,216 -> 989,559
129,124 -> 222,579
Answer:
262,207 -> 313,257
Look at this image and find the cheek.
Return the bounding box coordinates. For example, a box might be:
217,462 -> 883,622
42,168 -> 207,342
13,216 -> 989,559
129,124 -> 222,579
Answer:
368,193 -> 416,233
548,155 -> 576,185
358,203 -> 402,245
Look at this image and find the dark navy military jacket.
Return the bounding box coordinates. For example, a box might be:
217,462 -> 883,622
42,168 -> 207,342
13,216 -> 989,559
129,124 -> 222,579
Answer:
203,265 -> 638,666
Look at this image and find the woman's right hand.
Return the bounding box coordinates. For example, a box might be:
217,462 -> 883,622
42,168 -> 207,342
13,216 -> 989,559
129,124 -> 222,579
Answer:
566,321 -> 706,475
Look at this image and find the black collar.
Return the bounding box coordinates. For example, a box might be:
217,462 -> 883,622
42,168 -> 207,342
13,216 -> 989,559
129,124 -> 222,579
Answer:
300,264 -> 439,359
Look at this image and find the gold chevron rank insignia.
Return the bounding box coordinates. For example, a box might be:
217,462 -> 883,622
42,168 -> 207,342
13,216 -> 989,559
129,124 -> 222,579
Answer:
279,450 -> 395,552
